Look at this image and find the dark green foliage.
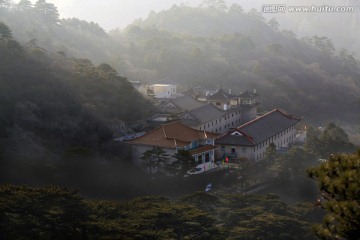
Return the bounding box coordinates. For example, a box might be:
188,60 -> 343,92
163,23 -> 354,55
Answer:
0,185 -> 219,240
0,185 -> 321,240
169,149 -> 197,176
304,123 -> 356,158
141,147 -> 170,175
181,193 -> 318,240
0,185 -> 88,239
308,150 -> 360,240
0,23 -> 154,189
269,147 -> 316,182
264,142 -> 277,162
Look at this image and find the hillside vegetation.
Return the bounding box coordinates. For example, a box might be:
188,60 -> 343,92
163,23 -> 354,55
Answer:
2,1 -> 359,125
110,4 -> 360,125
0,21 -> 154,190
0,185 -> 321,239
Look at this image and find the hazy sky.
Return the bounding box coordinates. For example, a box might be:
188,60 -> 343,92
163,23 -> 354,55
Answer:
21,0 -> 263,31
18,0 -> 357,33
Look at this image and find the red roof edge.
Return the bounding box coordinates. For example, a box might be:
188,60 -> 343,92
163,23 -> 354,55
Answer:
216,129 -> 255,144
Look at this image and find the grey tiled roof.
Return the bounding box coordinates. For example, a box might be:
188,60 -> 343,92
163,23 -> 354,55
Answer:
160,95 -> 204,113
181,103 -> 225,124
215,134 -> 255,146
171,95 -> 204,111
207,88 -> 237,101
216,109 -> 301,146
239,90 -> 258,98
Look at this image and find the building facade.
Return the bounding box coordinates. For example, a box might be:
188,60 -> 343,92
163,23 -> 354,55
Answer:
127,122 -> 218,173
215,109 -> 301,162
149,84 -> 177,99
179,88 -> 259,134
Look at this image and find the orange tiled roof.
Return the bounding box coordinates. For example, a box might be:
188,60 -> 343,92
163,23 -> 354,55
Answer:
127,122 -> 218,148
189,145 -> 217,156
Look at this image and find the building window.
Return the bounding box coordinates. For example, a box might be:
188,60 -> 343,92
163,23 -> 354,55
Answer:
198,155 -> 203,164
205,153 -> 210,163
242,147 -> 246,153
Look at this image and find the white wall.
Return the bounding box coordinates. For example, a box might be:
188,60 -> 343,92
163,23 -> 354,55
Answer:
197,109 -> 247,134
151,84 -> 176,99
216,124 -> 298,162
253,125 -> 297,162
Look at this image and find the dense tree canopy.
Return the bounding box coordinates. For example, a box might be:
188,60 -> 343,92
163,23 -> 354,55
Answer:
304,123 -> 356,158
0,185 -> 322,239
0,22 -> 154,193
308,150 -> 360,240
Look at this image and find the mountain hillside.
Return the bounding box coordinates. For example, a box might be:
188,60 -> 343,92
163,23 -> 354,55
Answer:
1,1 -> 359,126
110,4 -> 360,125
0,22 -> 154,188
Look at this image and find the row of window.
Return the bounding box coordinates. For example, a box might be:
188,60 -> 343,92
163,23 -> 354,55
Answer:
254,126 -> 296,160
199,110 -> 243,132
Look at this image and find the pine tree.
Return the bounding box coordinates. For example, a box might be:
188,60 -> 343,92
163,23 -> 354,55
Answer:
308,150 -> 360,240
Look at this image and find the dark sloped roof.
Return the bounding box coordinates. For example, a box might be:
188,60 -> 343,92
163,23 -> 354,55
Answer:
216,109 -> 301,146
183,86 -> 218,98
215,132 -> 255,146
207,88 -> 237,101
239,90 -> 258,98
171,95 -> 204,111
181,103 -> 224,124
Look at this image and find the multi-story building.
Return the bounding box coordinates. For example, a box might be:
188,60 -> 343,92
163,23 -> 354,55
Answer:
149,84 -> 177,99
127,122 -> 218,172
215,109 -> 301,162
179,88 -> 259,134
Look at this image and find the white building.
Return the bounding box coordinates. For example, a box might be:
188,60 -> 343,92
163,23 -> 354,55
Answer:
215,109 -> 301,162
127,122 -> 219,173
149,84 -> 177,99
179,89 -> 259,134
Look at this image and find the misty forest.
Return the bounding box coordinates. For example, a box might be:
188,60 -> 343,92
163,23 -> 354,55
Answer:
0,0 -> 360,239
